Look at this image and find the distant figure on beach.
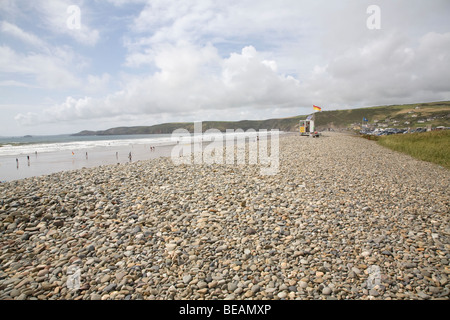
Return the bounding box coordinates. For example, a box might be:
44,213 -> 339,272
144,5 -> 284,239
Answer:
16,158 -> 19,169
27,155 -> 30,166
86,152 -> 88,160
128,152 -> 132,162
35,151 -> 37,157
116,151 -> 118,160
72,151 -> 75,156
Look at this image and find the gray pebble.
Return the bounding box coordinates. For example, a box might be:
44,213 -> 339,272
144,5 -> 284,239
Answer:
322,287 -> 332,295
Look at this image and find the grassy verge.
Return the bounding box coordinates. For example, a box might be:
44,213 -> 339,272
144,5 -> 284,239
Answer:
359,134 -> 380,141
377,130 -> 450,169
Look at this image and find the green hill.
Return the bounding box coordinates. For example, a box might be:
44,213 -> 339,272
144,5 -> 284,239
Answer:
73,101 -> 450,135
74,117 -> 305,135
315,101 -> 450,129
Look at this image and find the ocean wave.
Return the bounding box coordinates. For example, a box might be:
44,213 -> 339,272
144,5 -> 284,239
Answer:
0,131 -> 280,157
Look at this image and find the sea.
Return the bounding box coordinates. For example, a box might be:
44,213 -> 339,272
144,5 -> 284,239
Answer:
0,131 -> 269,182
0,134 -> 178,156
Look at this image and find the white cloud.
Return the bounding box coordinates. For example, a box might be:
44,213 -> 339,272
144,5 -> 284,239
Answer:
0,20 -> 109,94
0,80 -> 37,88
305,31 -> 450,106
104,0 -> 148,7
86,73 -> 111,94
15,44 -> 306,125
0,21 -> 47,49
32,0 -> 100,46
5,0 -> 450,135
15,25 -> 450,126
0,45 -> 82,89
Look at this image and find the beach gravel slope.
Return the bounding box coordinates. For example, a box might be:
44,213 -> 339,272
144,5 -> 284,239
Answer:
0,132 -> 448,300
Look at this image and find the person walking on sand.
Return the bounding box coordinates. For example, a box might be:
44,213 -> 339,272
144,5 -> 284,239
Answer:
86,152 -> 88,160
27,155 -> 30,166
128,152 -> 132,162
16,158 -> 19,169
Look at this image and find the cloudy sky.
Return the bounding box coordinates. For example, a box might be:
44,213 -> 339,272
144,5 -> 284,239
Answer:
1,0 -> 449,136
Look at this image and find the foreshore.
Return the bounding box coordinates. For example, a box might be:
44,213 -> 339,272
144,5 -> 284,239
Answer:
0,132 -> 448,300
0,141 -> 176,182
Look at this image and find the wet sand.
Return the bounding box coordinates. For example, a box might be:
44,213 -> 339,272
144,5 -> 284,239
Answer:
0,142 -> 176,182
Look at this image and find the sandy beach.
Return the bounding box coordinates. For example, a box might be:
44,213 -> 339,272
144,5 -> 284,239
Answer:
0,132 -> 448,300
0,141 -> 176,182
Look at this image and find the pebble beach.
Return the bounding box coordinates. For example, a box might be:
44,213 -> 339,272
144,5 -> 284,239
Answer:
0,132 -> 449,300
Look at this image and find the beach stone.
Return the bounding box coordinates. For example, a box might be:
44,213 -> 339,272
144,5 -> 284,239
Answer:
277,292 -> 287,299
166,244 -> 177,252
10,289 -> 20,298
322,287 -> 332,295
245,227 -> 257,235
361,251 -> 371,257
17,293 -> 27,300
116,271 -> 126,281
103,283 -> 117,292
227,283 -> 237,292
21,233 -> 30,241
369,289 -> 379,297
197,281 -> 207,289
37,269 -> 48,277
0,133 -> 448,301
351,267 -> 361,275
251,285 -> 260,293
132,226 -> 141,234
7,223 -> 17,230
417,291 -> 430,299
91,293 -> 102,300
124,251 -> 133,257
53,220 -> 64,227
183,275 -> 192,284
299,281 -> 308,289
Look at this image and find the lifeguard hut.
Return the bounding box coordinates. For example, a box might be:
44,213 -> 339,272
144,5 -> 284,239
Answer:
299,116 -> 319,137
